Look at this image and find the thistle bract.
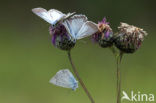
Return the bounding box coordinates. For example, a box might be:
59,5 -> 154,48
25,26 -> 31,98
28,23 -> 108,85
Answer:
92,18 -> 113,48
49,24 -> 75,51
114,23 -> 147,53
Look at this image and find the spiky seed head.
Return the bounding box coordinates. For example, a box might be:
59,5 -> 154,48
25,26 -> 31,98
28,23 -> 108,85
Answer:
114,22 -> 147,53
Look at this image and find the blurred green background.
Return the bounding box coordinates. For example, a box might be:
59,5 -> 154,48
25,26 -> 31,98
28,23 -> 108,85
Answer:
0,0 -> 156,103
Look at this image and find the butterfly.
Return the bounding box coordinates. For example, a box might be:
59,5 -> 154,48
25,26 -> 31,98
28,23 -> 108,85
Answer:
62,15 -> 98,40
49,69 -> 78,91
32,7 -> 76,27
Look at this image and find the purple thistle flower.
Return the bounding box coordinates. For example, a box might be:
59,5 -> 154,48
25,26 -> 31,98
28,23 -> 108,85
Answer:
92,17 -> 114,48
52,33 -> 57,45
105,30 -> 110,38
49,24 -> 75,51
99,17 -> 109,25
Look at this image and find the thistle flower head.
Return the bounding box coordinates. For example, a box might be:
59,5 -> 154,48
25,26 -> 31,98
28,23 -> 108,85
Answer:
114,22 -> 148,53
92,18 -> 114,48
49,24 -> 75,51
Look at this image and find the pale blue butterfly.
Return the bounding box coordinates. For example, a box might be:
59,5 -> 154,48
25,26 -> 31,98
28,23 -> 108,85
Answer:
32,7 -> 75,26
49,69 -> 78,90
62,15 -> 98,40
32,8 -> 98,40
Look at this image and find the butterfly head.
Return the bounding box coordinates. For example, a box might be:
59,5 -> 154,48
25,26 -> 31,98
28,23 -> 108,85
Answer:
92,17 -> 114,48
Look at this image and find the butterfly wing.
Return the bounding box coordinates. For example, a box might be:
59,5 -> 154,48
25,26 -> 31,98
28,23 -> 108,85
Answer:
49,69 -> 78,90
62,15 -> 88,39
76,21 -> 98,39
48,9 -> 66,24
32,8 -> 65,25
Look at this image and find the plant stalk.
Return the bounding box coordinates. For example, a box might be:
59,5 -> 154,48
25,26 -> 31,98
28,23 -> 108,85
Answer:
67,50 -> 95,103
116,52 -> 123,103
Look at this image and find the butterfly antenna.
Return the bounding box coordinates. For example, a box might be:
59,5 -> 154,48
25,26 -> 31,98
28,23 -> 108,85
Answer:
68,12 -> 76,18
64,12 -> 76,21
54,12 -> 76,28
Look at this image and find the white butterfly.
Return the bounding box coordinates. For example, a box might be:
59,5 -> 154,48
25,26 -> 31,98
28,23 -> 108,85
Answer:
32,7 -> 75,26
49,69 -> 78,90
62,15 -> 98,40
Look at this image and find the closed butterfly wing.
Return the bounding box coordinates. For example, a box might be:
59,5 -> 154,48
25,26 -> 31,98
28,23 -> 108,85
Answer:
48,9 -> 66,24
32,8 -> 65,25
49,69 -> 78,90
76,21 -> 98,39
62,15 -> 88,39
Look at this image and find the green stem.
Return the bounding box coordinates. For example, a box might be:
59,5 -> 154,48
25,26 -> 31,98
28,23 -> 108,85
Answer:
117,52 -> 123,103
67,50 -> 95,103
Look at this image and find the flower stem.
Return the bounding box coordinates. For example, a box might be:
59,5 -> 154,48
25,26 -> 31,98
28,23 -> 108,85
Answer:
116,52 -> 123,103
67,50 -> 95,103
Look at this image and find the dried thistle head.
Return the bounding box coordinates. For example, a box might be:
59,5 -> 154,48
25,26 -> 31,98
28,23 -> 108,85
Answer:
49,24 -> 75,51
114,22 -> 148,53
92,18 -> 114,48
